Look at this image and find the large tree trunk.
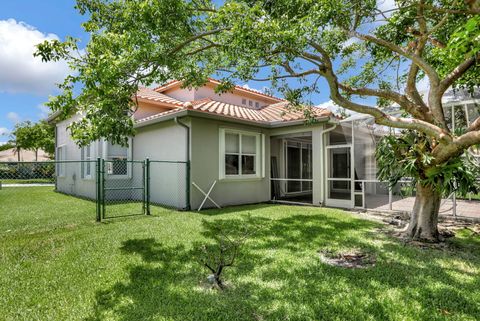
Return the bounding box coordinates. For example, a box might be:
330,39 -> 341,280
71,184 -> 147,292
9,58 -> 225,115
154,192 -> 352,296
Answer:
406,183 -> 441,242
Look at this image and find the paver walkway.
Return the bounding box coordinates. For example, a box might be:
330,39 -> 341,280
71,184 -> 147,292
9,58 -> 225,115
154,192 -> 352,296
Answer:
365,195 -> 480,219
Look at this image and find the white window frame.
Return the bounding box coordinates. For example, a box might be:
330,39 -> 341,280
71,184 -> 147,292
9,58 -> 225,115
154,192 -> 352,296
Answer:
56,145 -> 66,177
80,143 -> 95,180
103,139 -> 133,179
219,128 -> 265,180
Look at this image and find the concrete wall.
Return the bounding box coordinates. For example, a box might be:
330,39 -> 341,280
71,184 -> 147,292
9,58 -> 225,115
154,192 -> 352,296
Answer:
190,117 -> 271,209
55,115 -> 98,200
133,120 -> 188,208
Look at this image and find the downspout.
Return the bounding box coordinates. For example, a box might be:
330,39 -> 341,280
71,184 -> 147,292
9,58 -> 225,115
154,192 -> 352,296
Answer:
321,123 -> 338,205
174,117 -> 191,210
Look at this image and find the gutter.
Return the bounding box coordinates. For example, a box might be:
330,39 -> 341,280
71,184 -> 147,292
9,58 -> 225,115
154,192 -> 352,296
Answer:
46,110 -> 62,124
174,117 -> 191,210
135,109 -> 333,129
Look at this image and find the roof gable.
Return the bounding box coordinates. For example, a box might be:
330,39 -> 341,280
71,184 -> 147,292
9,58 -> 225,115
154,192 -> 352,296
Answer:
153,78 -> 284,104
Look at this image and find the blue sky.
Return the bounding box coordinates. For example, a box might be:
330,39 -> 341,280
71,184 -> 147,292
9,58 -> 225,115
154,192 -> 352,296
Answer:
0,0 -> 89,143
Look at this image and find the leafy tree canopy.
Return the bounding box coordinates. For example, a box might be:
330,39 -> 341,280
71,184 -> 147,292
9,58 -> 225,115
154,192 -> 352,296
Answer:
10,120 -> 55,157
35,0 -> 480,241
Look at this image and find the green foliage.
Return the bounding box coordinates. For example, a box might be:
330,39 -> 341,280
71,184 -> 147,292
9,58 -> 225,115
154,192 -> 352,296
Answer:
0,142 -> 15,151
376,131 -> 480,196
10,120 -> 55,157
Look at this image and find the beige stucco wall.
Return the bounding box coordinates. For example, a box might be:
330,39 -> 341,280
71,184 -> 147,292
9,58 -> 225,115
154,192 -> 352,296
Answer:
133,120 -> 188,208
189,117 -> 271,209
134,101 -> 171,120
164,85 -> 273,109
55,115 -> 99,200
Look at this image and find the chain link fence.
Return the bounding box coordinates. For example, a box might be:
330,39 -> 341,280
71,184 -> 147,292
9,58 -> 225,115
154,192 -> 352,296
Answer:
0,161 -> 56,185
1,159 -> 189,222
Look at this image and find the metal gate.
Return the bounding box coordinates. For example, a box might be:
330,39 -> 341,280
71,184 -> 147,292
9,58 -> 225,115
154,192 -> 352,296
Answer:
97,159 -> 150,220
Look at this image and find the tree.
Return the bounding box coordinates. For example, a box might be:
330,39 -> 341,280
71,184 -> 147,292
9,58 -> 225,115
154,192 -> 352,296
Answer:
10,121 -> 55,160
36,0 -> 480,242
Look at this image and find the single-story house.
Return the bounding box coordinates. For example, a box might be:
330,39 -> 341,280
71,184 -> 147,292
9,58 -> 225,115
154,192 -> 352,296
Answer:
48,78 -> 388,210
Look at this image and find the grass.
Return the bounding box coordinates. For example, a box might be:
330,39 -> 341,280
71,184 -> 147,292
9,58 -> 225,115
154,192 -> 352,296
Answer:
1,187 -> 480,321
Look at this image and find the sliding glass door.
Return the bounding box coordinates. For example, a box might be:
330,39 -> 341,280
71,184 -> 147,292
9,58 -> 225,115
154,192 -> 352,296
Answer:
285,141 -> 312,194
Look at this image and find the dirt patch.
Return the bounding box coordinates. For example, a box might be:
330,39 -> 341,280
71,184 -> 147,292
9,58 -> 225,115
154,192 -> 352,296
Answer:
352,210 -> 480,245
318,249 -> 376,269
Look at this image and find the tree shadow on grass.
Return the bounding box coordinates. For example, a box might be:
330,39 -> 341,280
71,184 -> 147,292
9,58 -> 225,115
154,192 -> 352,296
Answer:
86,212 -> 480,321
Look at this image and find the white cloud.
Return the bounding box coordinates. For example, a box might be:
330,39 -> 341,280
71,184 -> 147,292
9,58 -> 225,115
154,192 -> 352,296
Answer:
377,0 -> 397,14
37,104 -> 51,119
0,127 -> 10,136
6,112 -> 20,124
0,19 -> 70,95
316,99 -> 359,117
316,99 -> 340,112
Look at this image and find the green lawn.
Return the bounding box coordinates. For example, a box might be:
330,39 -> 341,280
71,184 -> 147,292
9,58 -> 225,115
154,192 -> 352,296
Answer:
0,178 -> 54,185
1,187 -> 479,321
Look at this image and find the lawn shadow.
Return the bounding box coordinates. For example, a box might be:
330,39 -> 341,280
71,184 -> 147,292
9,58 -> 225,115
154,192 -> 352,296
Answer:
86,210 -> 480,321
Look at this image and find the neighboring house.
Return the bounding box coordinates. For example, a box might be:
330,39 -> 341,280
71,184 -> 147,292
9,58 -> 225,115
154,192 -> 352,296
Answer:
47,79 -> 480,211
0,148 -> 50,162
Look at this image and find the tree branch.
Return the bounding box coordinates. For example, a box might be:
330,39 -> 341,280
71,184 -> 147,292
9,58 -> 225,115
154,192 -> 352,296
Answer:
439,53 -> 480,94
348,30 -> 441,87
467,116 -> 480,132
169,28 -> 226,55
310,48 -> 450,141
337,83 -> 432,122
433,130 -> 480,164
421,3 -> 480,15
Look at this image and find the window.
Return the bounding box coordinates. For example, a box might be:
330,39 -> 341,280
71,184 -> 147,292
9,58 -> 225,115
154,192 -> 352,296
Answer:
255,102 -> 260,108
220,129 -> 264,179
81,144 -> 94,179
248,100 -> 253,107
104,140 -> 131,177
56,145 -> 66,177
242,98 -> 247,105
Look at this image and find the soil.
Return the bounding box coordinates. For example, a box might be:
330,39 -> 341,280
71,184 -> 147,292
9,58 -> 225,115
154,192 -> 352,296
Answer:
318,249 -> 376,269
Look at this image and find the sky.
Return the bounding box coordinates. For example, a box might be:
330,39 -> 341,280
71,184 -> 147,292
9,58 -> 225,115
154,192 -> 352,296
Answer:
0,0 -> 397,144
0,0 -> 89,143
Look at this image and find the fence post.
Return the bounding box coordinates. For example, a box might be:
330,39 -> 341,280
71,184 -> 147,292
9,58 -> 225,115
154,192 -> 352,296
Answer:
101,158 -> 106,220
453,180 -> 457,219
146,158 -> 151,215
388,184 -> 393,211
96,158 -> 101,222
186,160 -> 191,210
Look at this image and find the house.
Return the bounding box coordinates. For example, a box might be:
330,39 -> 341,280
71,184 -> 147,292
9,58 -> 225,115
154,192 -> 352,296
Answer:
47,79 -> 394,210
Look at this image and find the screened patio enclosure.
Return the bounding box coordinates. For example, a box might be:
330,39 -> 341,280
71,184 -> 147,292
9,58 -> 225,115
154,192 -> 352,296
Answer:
324,116 -> 390,209
329,97 -> 480,214
270,132 -> 313,204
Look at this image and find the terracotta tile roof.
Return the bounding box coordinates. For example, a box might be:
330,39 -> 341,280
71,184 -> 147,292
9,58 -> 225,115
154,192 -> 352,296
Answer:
136,87 -> 184,106
135,98 -> 332,125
